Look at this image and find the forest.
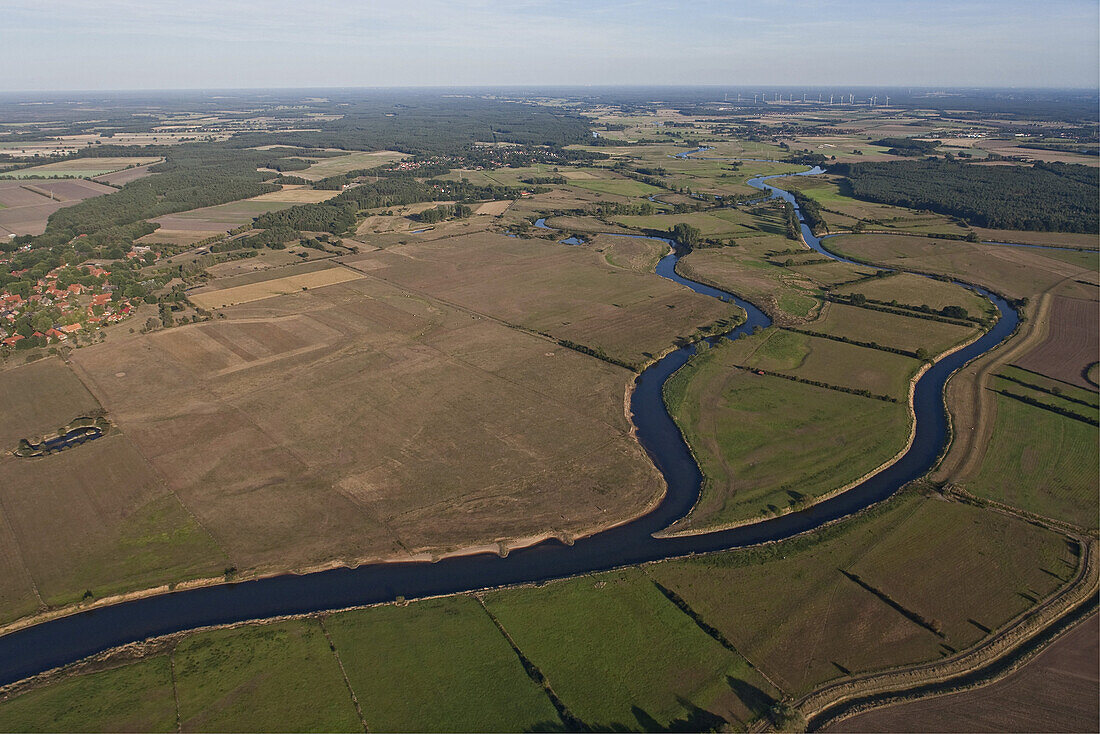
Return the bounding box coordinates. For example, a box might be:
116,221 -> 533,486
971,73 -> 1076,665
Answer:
832,159 -> 1099,232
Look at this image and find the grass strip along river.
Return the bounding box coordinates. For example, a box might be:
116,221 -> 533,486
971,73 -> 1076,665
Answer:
0,168 -> 1019,687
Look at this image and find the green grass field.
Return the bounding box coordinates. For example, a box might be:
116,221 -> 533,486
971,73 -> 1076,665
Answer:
718,328 -> 919,399
0,657 -> 176,732
665,340 -> 910,529
966,392 -> 1099,529
811,301 -> 980,355
172,621 -> 361,732
649,490 -> 1075,696
833,272 -> 996,320
481,568 -> 778,730
324,597 -> 561,732
568,177 -> 663,198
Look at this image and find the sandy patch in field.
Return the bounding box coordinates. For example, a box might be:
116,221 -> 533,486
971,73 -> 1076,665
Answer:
138,229 -> 223,246
475,200 -> 511,216
249,187 -> 342,204
188,267 -> 364,309
560,170 -> 600,179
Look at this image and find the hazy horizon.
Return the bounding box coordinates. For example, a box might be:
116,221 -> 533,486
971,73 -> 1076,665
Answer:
2,0 -> 1098,92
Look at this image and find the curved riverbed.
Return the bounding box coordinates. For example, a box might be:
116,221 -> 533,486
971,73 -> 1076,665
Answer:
0,170 -> 1018,687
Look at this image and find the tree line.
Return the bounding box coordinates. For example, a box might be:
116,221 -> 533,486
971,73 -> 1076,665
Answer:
832,159 -> 1098,232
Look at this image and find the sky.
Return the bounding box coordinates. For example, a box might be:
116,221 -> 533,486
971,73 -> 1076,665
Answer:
1,0 -> 1097,91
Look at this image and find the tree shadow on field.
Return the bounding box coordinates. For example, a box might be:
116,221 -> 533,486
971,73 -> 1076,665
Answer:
525,699 -> 728,732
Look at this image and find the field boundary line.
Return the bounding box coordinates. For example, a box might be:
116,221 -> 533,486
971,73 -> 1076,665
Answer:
472,594 -> 584,730
168,643 -> 181,733
318,617 -> 370,733
778,533 -> 1098,732
62,357 -> 236,571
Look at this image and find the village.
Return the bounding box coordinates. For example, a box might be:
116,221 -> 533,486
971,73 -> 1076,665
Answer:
0,245 -> 147,351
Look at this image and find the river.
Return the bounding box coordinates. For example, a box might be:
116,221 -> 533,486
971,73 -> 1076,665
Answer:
0,169 -> 1018,687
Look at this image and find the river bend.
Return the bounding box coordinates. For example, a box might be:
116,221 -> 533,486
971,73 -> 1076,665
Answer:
0,169 -> 1018,686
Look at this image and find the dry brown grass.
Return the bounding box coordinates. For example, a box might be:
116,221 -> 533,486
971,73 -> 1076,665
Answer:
0,359 -> 225,624
828,616 -> 1099,733
344,231 -> 742,368
187,266 -> 364,309
64,270 -> 661,578
1014,296 -> 1100,389
248,187 -> 342,204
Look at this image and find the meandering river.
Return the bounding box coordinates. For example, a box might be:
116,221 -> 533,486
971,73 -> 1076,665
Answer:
0,169 -> 1018,686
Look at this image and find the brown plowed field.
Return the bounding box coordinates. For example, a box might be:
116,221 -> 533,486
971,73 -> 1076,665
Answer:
1015,296 -> 1100,389
830,614 -> 1099,733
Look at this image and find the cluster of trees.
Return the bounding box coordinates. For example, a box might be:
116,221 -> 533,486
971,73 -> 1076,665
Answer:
212,226 -> 301,252
254,178 -> 525,234
415,203 -> 472,223
789,190 -> 825,232
227,99 -> 593,154
521,175 -> 568,185
668,222 -> 702,248
872,137 -> 941,157
782,202 -> 800,240
835,293 -> 981,326
833,159 -> 1098,232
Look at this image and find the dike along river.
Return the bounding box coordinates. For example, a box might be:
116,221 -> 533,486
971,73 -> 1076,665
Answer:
0,169 -> 1019,686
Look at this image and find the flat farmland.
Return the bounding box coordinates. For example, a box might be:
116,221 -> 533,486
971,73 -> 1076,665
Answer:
0,359 -> 226,624
664,340 -> 910,530
972,228 -> 1100,249
966,392 -> 1098,529
346,232 -> 742,368
827,234 -> 1099,301
247,185 -> 342,204
833,272 -> 995,319
830,615 -> 1099,733
152,199 -> 297,232
649,491 -> 1075,696
0,655 -> 177,732
0,179 -> 114,236
481,568 -> 779,730
716,327 -> 919,399
324,597 -> 561,732
292,150 -> 408,180
172,621 -> 360,732
92,163 -> 158,186
812,301 -> 980,355
187,264 -> 364,309
137,228 -> 225,247
67,270 -> 662,575
0,156 -> 161,179
1014,295 -> 1099,389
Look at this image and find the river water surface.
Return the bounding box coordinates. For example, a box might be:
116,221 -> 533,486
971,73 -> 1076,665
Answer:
0,169 -> 1018,686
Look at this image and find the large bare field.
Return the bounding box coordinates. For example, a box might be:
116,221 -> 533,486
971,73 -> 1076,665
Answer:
0,157 -> 161,179
830,615 -> 1099,733
0,359 -> 225,623
63,271 -> 661,578
187,264 -> 364,309
292,150 -> 408,180
247,185 -> 342,204
152,199 -> 296,232
828,234 -> 1100,301
1014,295 -> 1100,389
0,179 -> 114,236
344,232 -> 742,368
92,163 -> 158,186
